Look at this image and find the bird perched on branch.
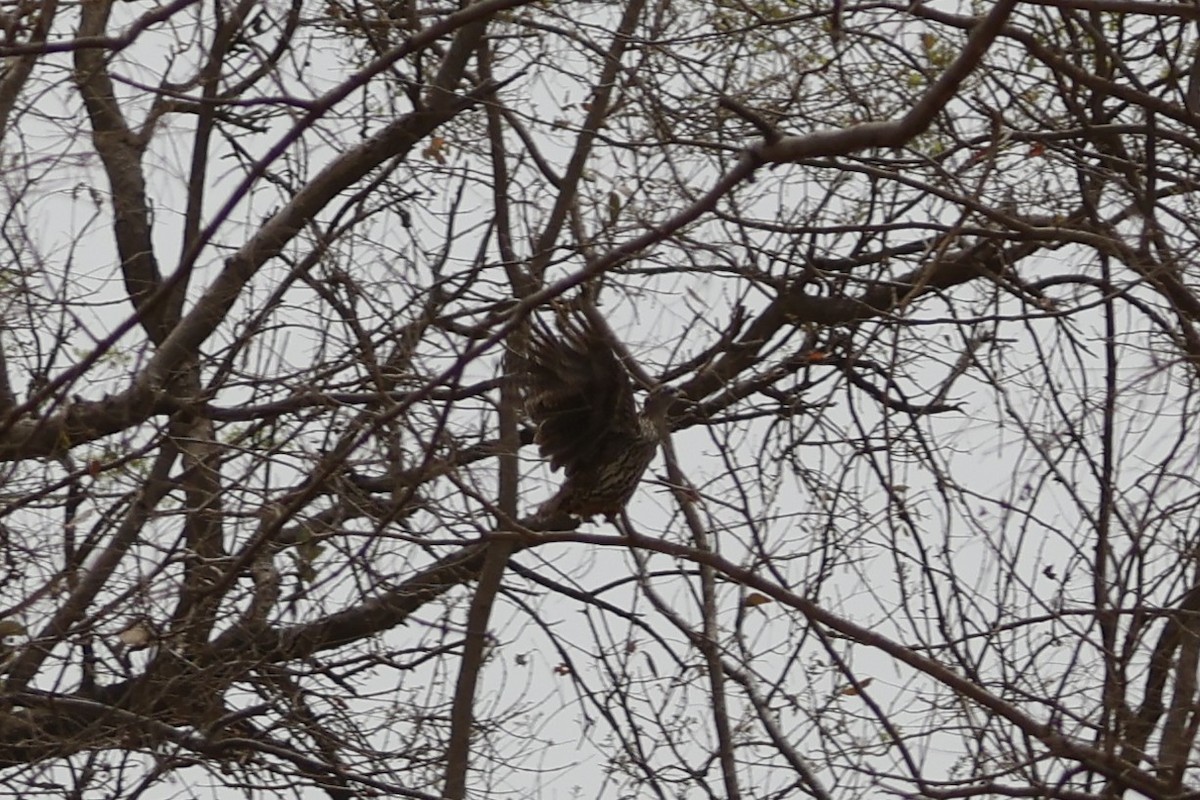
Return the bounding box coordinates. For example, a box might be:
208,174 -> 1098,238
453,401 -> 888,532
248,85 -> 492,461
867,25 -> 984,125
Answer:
508,309 -> 677,523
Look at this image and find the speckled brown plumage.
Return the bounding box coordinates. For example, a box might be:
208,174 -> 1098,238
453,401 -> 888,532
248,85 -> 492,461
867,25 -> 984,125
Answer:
507,310 -> 674,521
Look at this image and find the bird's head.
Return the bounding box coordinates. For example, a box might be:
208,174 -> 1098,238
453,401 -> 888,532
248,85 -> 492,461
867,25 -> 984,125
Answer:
642,384 -> 684,423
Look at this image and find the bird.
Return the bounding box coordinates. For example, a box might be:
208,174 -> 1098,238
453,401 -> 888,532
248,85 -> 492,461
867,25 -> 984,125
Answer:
507,308 -> 677,523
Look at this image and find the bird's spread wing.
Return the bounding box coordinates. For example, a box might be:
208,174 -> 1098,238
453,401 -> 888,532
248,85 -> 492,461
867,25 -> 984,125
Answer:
509,311 -> 638,478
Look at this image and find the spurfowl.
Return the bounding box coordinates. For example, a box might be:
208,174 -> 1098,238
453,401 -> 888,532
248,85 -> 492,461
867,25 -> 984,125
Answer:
509,310 -> 676,522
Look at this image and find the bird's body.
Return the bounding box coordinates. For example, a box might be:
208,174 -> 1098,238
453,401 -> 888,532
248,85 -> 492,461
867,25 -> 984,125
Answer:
508,309 -> 674,522
541,415 -> 661,520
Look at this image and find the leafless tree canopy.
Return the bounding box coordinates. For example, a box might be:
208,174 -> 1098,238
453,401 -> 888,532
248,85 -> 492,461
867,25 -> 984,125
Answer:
4,0 -> 1200,797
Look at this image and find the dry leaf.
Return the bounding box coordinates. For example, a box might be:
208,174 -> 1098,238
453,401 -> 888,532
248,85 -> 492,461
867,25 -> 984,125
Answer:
118,622 -> 155,649
422,136 -> 448,164
838,677 -> 874,696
